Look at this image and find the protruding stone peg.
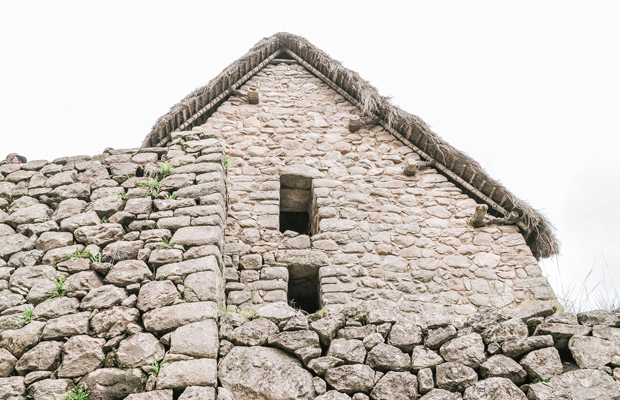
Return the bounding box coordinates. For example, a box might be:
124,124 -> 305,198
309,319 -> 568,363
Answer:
471,204 -> 488,227
248,86 -> 259,104
349,115 -> 361,132
403,159 -> 418,176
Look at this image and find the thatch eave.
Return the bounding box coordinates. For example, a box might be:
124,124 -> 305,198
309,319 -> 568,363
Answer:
143,32 -> 559,259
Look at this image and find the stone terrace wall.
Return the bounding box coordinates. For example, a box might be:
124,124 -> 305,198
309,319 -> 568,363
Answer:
199,61 -> 556,315
0,139 -> 227,399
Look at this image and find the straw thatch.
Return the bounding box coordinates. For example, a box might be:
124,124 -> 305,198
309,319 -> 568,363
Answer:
143,32 -> 559,259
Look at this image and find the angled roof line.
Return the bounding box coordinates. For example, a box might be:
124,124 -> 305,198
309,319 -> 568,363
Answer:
143,32 -> 559,259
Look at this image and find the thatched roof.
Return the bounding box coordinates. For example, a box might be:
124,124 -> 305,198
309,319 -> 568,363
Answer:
143,32 -> 559,259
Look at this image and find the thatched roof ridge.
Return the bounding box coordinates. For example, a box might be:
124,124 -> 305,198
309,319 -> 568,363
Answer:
143,32 -> 559,259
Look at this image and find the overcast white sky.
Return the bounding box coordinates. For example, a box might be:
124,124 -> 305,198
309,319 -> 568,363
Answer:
1,1 -> 619,311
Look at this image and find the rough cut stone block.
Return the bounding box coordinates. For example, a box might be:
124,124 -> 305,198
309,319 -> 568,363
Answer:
169,319 -> 219,358
157,358 -> 217,389
156,256 -> 219,283
143,301 -> 217,332
171,226 -> 222,248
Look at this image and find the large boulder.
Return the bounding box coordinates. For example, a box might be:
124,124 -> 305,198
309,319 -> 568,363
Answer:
568,335 -> 619,369
463,377 -> 527,400
366,343 -> 411,371
228,318 -> 279,346
219,346 -> 314,400
370,371 -> 418,400
519,346 -> 563,381
57,335 -> 105,378
436,362 -> 478,393
325,364 -> 375,394
480,355 -> 527,385
79,368 -> 143,400
528,369 -> 620,400
439,333 -> 486,369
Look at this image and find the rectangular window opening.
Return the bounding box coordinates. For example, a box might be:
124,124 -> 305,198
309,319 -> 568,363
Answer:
288,272 -> 320,314
279,173 -> 315,236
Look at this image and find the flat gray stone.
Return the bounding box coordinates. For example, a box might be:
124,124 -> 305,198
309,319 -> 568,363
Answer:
104,260 -> 151,286
325,364 -> 375,394
219,346 -> 314,400
169,319 -> 219,358
480,355 -> 528,385
519,346 -> 563,380
90,306 -> 140,339
388,320 -> 423,352
41,311 -> 90,340
143,301 -> 217,332
463,377 -> 526,400
74,223 -> 124,246
117,332 -> 165,368
79,368 -> 143,400
439,333 -> 486,369
57,335 -> 105,378
370,371 -> 418,400
15,340 -> 63,375
137,280 -> 180,312
327,338 -> 366,364
366,343 -> 411,372
157,358 -> 217,389
528,369 -> 620,399
171,226 -> 221,247
436,362 -> 478,393
80,285 -> 128,310
155,256 -> 218,283
228,318 -> 279,346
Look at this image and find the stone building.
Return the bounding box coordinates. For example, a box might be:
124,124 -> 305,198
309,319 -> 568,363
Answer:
6,33 -> 618,400
143,32 -> 560,316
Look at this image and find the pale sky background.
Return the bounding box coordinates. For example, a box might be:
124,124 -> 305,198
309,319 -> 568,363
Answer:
1,1 -> 619,311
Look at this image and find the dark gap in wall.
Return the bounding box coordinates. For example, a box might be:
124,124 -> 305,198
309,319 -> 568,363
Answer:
135,167 -> 144,178
280,211 -> 310,235
288,273 -> 319,314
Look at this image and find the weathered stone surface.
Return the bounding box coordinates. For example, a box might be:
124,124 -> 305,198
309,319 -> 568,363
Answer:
439,333 -> 486,369
157,358 -> 217,389
275,250 -> 328,278
481,318 -> 529,344
337,325 -> 377,340
6,204 -> 51,227
15,340 -> 63,375
79,368 -> 143,400
80,285 -> 127,310
370,371 -> 418,400
57,335 -> 105,378
255,301 -> 298,324
0,376 -> 25,399
92,195 -> 125,218
528,369 -> 620,399
578,310 -> 620,326
155,256 -> 218,283
220,346 -> 315,399
36,231 -> 74,252
9,265 -> 58,294
137,280 -> 180,312
27,378 -> 74,400
325,364 -> 375,394
32,296 -> 79,321
418,367 -> 434,394
41,311 -> 90,339
184,270 -> 221,302
228,317 -> 279,346
169,319 -> 218,358
117,332 -> 165,368
311,313 -> 346,346
143,301 -> 217,332
420,389 -> 462,400
104,260 -> 151,286
0,233 -> 32,260
60,210 -> 101,232
462,377 -> 526,400
178,387 -> 215,400
480,354 -> 527,385
388,320 -> 423,351
307,356 -> 345,376
74,223 -> 124,246
568,335 -> 618,369
366,343 -> 410,372
102,240 -> 144,262
0,290 -> 24,313
0,348 -> 17,377
411,345 -> 444,371
269,330 -> 320,353
425,325 -> 458,349
327,338 -> 366,364
316,391 -> 351,400
436,362 -> 478,393
90,306 -> 140,339
519,346 -> 563,380
171,226 -> 221,247
125,390 -> 174,400
534,323 -> 591,349
501,335 -> 554,358
0,321 -> 45,358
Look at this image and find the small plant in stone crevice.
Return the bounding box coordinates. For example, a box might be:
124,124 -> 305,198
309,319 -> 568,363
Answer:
19,306 -> 33,325
117,191 -> 126,200
63,385 -> 90,400
101,216 -> 109,223
136,176 -> 160,198
63,249 -> 91,260
531,378 -> 551,384
163,192 -> 177,200
46,276 -> 68,299
238,307 -> 257,321
157,161 -> 173,178
222,156 -> 231,169
149,359 -> 166,378
90,252 -> 103,263
157,237 -> 175,250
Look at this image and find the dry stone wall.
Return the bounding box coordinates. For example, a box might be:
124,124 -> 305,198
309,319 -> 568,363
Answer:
198,61 -> 555,315
0,141 -> 227,399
